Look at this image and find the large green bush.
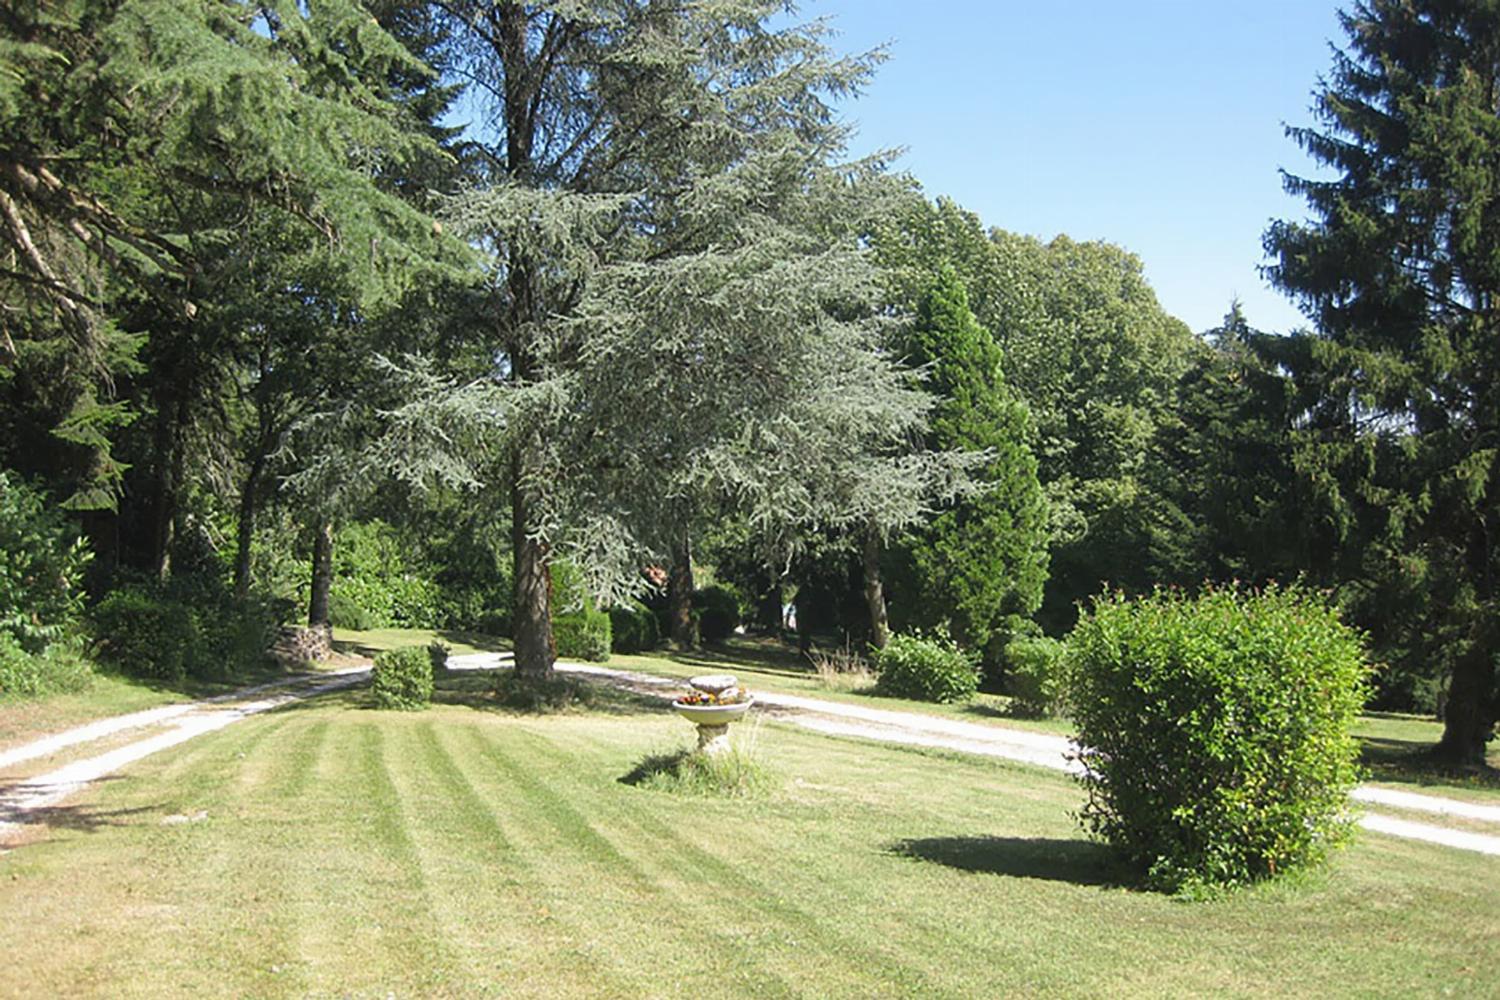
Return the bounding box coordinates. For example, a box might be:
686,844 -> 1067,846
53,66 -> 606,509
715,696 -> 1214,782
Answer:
609,601 -> 660,654
554,607 -> 611,662
693,584 -> 742,643
0,635 -> 94,700
0,472 -> 91,653
331,521 -> 443,629
371,646 -> 434,710
1004,635 -> 1066,718
874,632 -> 979,703
90,588 -> 202,683
1066,585 -> 1370,893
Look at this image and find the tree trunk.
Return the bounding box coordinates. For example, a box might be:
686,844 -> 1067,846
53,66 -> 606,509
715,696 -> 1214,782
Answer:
862,526 -> 890,649
669,533 -> 696,648
1436,617 -> 1497,767
511,459 -> 555,679
233,454 -> 265,601
148,403 -> 178,582
307,519 -> 333,627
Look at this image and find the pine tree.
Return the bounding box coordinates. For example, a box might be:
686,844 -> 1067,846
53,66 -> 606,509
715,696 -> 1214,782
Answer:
1265,0 -> 1500,765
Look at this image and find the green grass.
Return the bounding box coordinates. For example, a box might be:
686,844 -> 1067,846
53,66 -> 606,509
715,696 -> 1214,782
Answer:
1,671 -> 1497,998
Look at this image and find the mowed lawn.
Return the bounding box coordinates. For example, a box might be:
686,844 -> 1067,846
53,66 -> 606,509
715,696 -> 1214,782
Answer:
1,676 -> 1496,999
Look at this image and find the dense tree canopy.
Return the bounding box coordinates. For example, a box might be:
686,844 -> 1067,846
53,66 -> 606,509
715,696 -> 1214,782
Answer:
1265,0 -> 1500,763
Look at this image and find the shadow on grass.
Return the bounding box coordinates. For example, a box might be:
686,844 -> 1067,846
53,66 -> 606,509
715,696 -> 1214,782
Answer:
260,665 -> 668,718
436,670 -> 667,717
891,835 -> 1129,888
1359,737 -> 1500,791
618,748 -> 692,786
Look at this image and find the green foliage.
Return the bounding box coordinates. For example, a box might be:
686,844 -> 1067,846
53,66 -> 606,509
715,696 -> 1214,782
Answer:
0,636 -> 94,701
329,590 -> 377,632
371,646 -> 433,711
1066,585 -> 1370,893
887,268 -> 1049,654
693,585 -> 743,645
553,608 -> 611,663
874,632 -> 980,704
427,640 -> 449,672
90,588 -> 201,683
1004,636 -> 1067,719
608,601 -> 660,654
872,198 -> 1197,632
0,472 -> 91,653
1263,0 -> 1500,764
332,521 -> 443,630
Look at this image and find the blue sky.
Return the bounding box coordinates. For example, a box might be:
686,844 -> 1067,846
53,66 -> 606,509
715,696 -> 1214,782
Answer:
807,1 -> 1348,334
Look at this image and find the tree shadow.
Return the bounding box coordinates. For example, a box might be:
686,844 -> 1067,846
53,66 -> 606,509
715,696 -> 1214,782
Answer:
890,835 -> 1132,889
1359,737 -> 1500,790
433,670 -> 667,717
618,748 -> 692,786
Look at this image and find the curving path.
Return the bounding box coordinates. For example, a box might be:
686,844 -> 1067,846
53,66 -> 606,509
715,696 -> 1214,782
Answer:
2,652 -> 1497,858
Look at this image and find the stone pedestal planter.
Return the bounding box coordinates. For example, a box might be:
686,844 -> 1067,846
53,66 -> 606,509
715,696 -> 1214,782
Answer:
672,674 -> 753,754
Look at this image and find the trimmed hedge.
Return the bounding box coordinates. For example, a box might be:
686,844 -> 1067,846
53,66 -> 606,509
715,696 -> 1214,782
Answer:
554,607 -> 611,662
1004,635 -> 1066,718
693,584 -> 742,643
874,632 -> 979,703
609,601 -> 660,654
90,588 -> 202,683
371,646 -> 433,710
1066,585 -> 1369,893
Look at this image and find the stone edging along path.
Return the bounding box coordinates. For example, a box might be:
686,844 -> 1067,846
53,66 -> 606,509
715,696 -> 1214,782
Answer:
2,653 -> 1497,858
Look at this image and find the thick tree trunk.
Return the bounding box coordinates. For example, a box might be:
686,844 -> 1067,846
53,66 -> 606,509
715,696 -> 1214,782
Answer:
862,527 -> 890,650
669,534 -> 696,648
233,454 -> 265,601
511,459 -> 555,679
1436,617 -> 1497,767
307,519 -> 333,627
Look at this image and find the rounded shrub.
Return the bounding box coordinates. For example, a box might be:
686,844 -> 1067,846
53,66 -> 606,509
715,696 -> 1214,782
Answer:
553,607 -> 611,662
608,601 -> 660,654
1066,584 -> 1370,893
1004,635 -> 1066,718
693,584 -> 742,644
90,588 -> 201,683
371,646 -> 434,710
874,632 -> 979,703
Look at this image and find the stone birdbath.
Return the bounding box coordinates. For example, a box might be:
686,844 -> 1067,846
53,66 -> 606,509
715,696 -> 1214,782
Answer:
672,674 -> 754,754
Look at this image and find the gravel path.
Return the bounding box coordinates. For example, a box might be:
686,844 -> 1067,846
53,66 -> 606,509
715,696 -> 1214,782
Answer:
3,652 -> 1497,858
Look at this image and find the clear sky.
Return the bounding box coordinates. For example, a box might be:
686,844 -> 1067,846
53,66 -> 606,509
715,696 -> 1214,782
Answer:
806,0 -> 1348,334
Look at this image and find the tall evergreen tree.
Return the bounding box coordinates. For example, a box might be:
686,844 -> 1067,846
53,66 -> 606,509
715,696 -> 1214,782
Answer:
420,1 -> 896,678
886,267 -> 1049,660
1265,0 -> 1500,765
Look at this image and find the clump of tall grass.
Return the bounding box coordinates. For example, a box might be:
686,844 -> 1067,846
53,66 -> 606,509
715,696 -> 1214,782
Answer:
807,642 -> 874,691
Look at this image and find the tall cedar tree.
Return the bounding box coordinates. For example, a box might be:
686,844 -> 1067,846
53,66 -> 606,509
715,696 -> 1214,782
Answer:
426,2 -> 914,678
888,267 -> 1048,659
1265,0 -> 1500,764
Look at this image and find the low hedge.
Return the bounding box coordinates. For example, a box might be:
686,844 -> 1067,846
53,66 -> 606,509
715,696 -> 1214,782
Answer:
554,607 -> 611,662
609,601 -> 660,654
371,646 -> 434,710
874,632 -> 979,703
